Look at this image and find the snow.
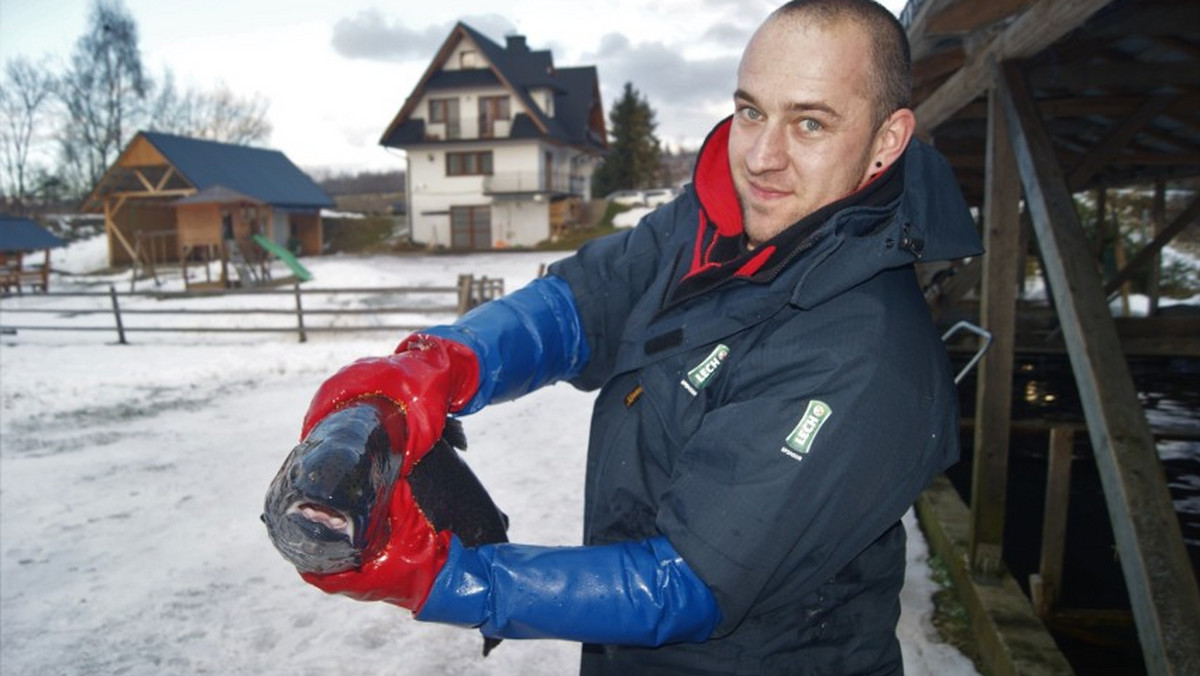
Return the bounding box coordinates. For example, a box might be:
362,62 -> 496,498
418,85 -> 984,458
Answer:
1,237 -> 979,675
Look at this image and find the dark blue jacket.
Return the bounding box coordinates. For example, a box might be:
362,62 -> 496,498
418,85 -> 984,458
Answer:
548,119 -> 982,674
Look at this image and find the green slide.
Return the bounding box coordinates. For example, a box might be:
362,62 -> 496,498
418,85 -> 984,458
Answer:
253,234 -> 313,282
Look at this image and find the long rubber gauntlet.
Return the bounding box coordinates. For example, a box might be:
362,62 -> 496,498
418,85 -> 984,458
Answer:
416,535 -> 721,646
420,275 -> 589,413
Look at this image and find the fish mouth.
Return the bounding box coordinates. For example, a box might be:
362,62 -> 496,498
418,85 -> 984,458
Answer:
286,501 -> 355,541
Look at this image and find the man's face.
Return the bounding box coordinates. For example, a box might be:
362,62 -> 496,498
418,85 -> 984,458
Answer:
729,17 -> 884,246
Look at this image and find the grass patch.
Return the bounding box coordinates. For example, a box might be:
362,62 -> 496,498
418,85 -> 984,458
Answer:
927,553 -> 983,670
322,216 -> 400,253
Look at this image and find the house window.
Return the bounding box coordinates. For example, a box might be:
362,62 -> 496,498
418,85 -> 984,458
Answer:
478,96 -> 510,138
450,205 -> 491,249
429,98 -> 460,139
446,151 -> 493,176
460,50 -> 478,68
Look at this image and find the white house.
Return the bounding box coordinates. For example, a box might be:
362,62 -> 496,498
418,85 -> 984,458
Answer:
380,23 -> 607,249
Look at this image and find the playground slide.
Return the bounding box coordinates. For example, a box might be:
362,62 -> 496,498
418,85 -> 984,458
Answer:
252,234 -> 313,282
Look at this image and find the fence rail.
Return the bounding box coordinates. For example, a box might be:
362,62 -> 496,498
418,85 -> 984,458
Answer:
0,274 -> 504,344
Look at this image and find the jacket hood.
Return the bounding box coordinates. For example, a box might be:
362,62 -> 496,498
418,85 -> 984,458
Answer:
691,117 -> 982,309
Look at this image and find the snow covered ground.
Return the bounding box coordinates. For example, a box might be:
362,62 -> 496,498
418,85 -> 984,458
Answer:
0,237 -> 983,675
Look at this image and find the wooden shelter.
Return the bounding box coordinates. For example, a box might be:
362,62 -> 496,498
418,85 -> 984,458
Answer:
0,215 -> 65,294
902,0 -> 1200,674
81,132 -> 332,288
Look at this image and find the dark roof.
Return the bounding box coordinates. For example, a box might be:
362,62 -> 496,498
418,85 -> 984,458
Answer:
0,216 -> 66,252
140,132 -> 333,209
381,22 -> 605,152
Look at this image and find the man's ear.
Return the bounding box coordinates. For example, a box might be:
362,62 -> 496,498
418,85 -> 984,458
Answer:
865,108 -> 916,180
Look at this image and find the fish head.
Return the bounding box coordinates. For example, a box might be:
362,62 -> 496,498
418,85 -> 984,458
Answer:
262,402 -> 402,574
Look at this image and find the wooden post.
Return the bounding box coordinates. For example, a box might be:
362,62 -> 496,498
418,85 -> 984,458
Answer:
1031,427 -> 1075,618
1104,194 -> 1200,299
970,79 -> 1022,577
293,282 -> 307,343
40,249 -> 50,292
1094,188 -> 1107,260
109,285 -> 127,345
1148,178 -> 1165,316
1112,211 -> 1131,317
456,274 -> 473,314
997,59 -> 1200,675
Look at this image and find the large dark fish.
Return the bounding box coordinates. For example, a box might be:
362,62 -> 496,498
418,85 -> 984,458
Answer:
262,398 -> 507,655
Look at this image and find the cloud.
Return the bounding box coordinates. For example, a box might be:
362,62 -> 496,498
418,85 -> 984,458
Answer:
585,33 -> 739,143
330,10 -> 516,62
329,7 -> 744,147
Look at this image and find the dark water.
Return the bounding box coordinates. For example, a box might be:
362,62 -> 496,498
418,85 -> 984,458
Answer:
944,353 -> 1200,675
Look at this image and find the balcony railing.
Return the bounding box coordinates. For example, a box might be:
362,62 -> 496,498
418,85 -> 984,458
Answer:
483,171 -> 586,196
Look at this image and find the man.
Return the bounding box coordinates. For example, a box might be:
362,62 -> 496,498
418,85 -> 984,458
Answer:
298,1 -> 983,673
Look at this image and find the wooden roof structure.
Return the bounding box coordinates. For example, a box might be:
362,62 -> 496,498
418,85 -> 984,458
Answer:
900,1 -> 1200,674
81,131 -> 333,213
906,0 -> 1199,204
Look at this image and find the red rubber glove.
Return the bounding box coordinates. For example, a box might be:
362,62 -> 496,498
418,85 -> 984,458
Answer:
301,334 -> 481,475
301,474 -> 452,610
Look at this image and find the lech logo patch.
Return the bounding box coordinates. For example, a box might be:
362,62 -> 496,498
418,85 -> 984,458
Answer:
681,344 -> 730,395
781,400 -> 833,462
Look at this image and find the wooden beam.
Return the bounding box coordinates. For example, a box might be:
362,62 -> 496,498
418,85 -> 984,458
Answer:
926,0 -> 1038,35
913,46 -> 966,89
105,196 -> 138,267
108,189 -> 195,199
969,78 -> 1023,576
154,166 -> 176,192
1067,94 -> 1178,190
1103,193 -> 1200,298
1031,427 -> 1075,618
1032,62 -> 1200,91
996,59 -> 1200,676
133,168 -> 156,193
1148,178 -> 1166,316
915,0 -> 1117,133
942,93 -> 1200,123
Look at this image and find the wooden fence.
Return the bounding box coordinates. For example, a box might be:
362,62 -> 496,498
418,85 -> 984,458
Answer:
0,274 -> 504,344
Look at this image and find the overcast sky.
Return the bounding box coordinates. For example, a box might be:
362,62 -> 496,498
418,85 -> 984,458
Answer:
0,0 -> 908,176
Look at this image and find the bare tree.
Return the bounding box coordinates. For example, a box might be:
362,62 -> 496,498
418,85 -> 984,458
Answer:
0,57 -> 58,206
148,71 -> 272,145
56,0 -> 149,193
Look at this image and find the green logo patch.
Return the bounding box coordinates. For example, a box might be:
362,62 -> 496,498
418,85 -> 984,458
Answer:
681,344 -> 730,395
782,400 -> 833,461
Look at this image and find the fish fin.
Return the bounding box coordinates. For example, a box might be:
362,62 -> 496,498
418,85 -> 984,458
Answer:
441,417 -> 468,451
482,637 -> 502,657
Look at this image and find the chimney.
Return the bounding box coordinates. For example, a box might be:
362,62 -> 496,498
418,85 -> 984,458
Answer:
506,35 -> 528,53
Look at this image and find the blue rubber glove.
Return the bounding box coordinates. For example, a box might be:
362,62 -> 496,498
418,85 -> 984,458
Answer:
417,535 -> 721,646
423,275 -> 589,413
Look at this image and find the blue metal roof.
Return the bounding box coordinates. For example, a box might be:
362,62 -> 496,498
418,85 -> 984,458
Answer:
0,216 -> 66,252
139,132 -> 334,209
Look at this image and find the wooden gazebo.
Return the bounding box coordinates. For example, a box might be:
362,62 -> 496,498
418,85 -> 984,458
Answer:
0,216 -> 65,294
80,132 -> 332,288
